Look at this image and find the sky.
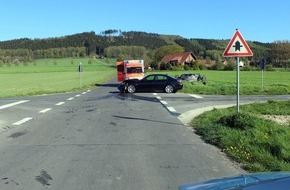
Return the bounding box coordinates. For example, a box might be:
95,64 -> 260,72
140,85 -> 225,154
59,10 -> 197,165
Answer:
0,0 -> 289,43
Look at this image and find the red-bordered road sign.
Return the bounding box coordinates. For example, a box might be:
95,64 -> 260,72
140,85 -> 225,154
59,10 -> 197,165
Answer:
223,30 -> 253,57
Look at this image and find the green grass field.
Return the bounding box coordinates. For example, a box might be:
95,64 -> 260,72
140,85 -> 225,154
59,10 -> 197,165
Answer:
0,58 -> 116,97
156,70 -> 290,95
1,58 -> 289,97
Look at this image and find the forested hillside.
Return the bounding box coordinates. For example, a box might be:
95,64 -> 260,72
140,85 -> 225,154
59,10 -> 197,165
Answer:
0,30 -> 289,70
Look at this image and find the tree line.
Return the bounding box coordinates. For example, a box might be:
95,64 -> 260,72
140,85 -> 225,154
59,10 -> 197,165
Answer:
0,30 -> 289,70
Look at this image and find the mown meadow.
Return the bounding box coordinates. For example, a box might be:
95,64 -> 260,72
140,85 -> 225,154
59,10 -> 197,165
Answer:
157,70 -> 290,95
0,58 -> 116,97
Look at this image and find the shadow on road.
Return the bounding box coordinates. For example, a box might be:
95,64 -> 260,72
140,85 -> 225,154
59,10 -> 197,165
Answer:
112,115 -> 183,126
95,83 -> 119,88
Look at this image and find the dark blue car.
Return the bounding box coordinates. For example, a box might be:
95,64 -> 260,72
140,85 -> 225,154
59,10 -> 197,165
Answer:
118,74 -> 183,93
179,172 -> 290,190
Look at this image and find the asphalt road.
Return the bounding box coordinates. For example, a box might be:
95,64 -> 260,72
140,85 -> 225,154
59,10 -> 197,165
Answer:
0,81 -> 289,190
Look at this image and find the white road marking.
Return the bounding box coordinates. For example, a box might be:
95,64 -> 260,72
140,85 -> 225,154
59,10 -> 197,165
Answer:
87,90 -> 91,92
12,117 -> 33,126
39,108 -> 52,113
160,100 -> 168,105
0,100 -> 29,110
167,107 -> 176,112
67,97 -> 74,101
153,93 -> 158,96
75,94 -> 81,97
82,92 -> 86,95
56,102 -> 65,106
156,96 -> 162,100
189,94 -> 204,99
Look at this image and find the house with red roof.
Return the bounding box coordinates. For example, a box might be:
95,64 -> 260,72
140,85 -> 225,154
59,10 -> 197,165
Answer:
160,52 -> 197,67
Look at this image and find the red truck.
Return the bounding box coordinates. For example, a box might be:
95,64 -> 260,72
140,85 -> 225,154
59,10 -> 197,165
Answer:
116,60 -> 145,82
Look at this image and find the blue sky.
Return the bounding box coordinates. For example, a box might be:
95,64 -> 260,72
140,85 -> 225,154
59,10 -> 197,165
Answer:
0,0 -> 289,43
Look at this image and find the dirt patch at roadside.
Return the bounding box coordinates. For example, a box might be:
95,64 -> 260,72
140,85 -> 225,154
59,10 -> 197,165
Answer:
262,115 -> 290,125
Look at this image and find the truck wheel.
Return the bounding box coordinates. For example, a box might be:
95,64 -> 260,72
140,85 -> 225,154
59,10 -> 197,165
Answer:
164,85 -> 174,93
127,84 -> 136,93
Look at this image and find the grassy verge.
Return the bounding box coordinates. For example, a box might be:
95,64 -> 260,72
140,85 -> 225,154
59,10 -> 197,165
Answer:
0,58 -> 116,97
191,100 -> 290,172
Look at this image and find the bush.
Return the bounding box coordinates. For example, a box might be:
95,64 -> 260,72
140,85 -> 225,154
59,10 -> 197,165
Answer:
213,62 -> 225,70
241,65 -> 252,71
224,62 -> 236,71
218,112 -> 257,130
199,64 -> 206,70
265,64 -> 275,71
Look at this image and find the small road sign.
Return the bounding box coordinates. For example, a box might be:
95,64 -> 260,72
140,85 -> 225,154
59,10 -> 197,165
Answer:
223,30 -> 253,57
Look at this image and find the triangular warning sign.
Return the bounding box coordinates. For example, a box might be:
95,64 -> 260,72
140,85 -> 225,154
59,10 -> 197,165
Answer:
223,30 -> 253,57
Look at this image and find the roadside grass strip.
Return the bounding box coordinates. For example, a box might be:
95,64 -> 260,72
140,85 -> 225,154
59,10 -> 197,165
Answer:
0,100 -> 29,110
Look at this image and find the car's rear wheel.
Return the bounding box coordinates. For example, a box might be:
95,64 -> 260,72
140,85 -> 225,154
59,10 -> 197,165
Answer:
164,85 -> 174,93
127,84 -> 136,93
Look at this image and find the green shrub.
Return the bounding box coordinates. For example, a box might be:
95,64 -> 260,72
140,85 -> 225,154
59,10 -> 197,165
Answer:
218,112 -> 256,130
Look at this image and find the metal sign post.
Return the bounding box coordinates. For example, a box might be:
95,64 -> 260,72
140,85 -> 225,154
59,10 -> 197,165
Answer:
78,62 -> 83,88
223,29 -> 253,113
260,58 -> 265,91
235,57 -> 240,112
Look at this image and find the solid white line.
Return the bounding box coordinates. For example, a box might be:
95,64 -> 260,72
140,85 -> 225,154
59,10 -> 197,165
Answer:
39,108 -> 52,113
189,94 -> 204,99
12,117 -> 33,126
67,97 -> 74,101
167,107 -> 176,112
0,100 -> 29,110
56,102 -> 65,106
160,100 -> 168,105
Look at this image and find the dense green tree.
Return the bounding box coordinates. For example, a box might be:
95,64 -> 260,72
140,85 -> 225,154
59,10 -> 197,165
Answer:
270,40 -> 290,68
154,44 -> 184,63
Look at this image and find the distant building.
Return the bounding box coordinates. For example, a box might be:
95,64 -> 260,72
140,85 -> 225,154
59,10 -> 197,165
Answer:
160,52 -> 197,67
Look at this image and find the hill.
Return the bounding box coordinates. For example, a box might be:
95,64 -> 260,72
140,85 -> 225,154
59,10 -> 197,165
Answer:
0,30 -> 271,66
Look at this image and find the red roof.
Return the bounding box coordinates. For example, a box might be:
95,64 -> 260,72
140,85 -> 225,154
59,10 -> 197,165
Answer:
161,52 -> 196,64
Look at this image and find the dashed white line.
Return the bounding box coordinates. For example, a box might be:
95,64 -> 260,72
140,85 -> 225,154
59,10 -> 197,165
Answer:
75,94 -> 81,97
56,102 -> 65,106
167,107 -> 176,112
82,92 -> 87,95
12,117 -> 33,126
0,100 -> 29,110
189,94 -> 204,99
160,100 -> 168,105
67,97 -> 74,101
39,108 -> 52,113
156,96 -> 162,100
